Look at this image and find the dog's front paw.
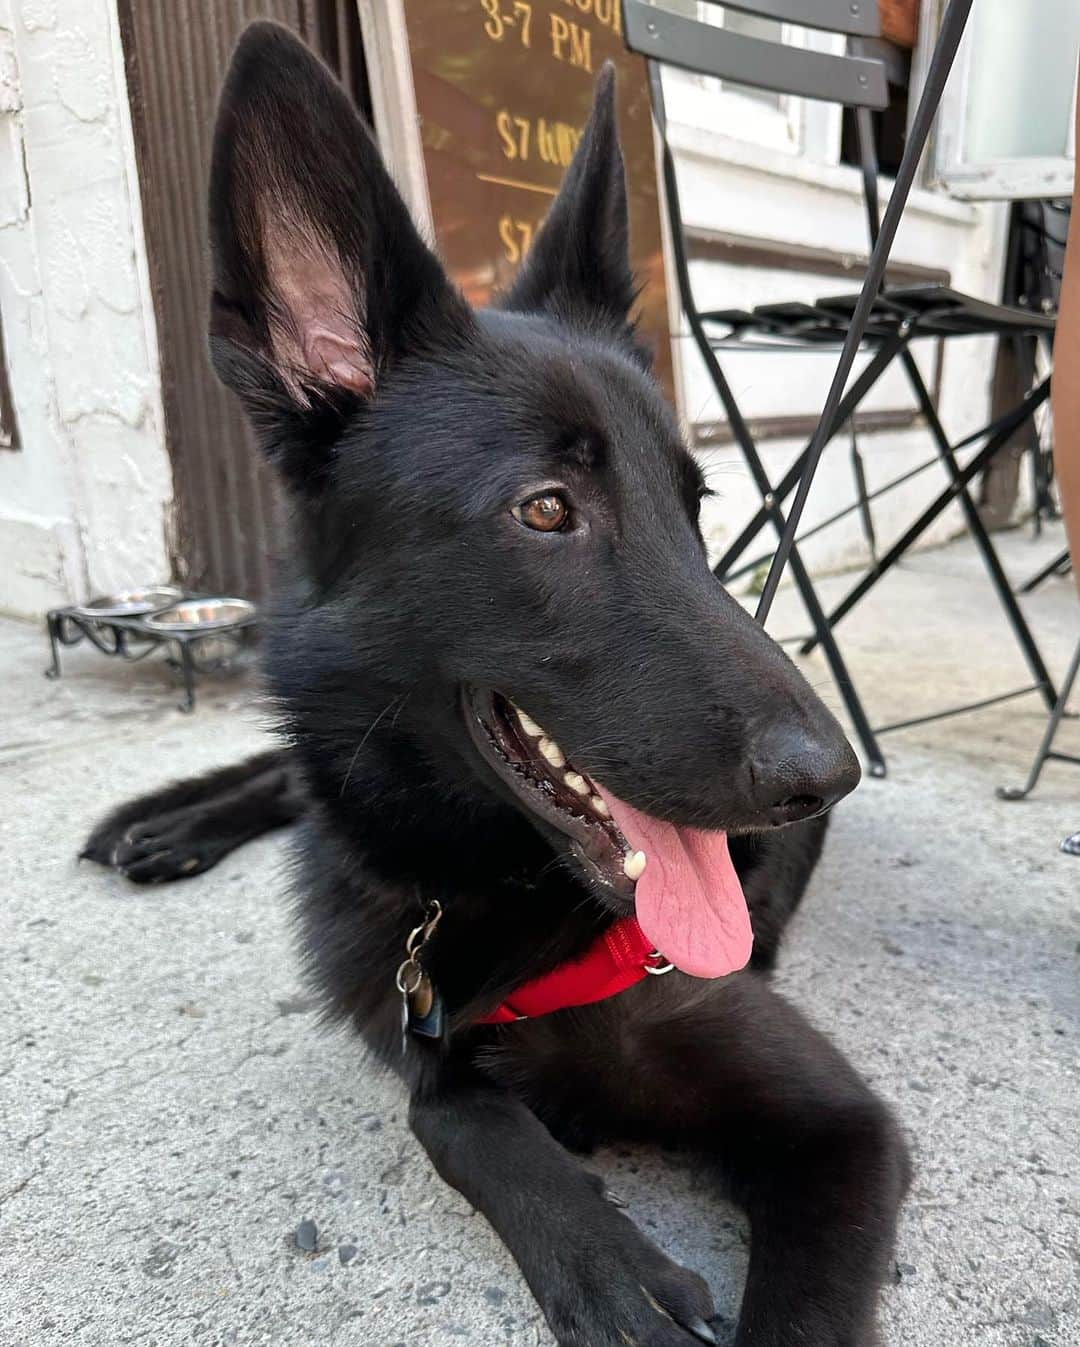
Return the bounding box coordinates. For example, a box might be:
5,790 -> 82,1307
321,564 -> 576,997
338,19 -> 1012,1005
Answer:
83,810 -> 223,884
548,1229 -> 718,1347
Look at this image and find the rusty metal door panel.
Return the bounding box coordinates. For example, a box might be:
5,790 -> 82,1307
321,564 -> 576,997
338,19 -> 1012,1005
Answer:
118,0 -> 368,599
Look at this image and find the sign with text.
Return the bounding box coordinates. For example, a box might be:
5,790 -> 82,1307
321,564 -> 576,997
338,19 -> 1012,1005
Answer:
401,0 -> 675,401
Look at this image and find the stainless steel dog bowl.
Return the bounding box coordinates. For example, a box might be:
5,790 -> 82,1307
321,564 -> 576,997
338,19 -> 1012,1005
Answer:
72,585 -> 185,619
141,597 -> 256,633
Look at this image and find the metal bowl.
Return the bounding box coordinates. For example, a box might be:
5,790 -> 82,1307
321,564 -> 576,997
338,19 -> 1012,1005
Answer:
72,585 -> 186,619
141,597 -> 256,633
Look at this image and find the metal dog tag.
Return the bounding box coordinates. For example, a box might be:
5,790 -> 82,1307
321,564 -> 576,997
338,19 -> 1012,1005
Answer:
396,900 -> 445,1051
407,977 -> 446,1041
396,961 -> 445,1049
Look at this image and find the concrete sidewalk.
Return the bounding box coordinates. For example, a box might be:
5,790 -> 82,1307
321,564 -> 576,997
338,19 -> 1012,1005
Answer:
1,527 -> 1077,1347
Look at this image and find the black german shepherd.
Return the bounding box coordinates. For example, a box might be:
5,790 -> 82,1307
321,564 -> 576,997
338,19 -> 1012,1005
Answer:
85,24 -> 909,1345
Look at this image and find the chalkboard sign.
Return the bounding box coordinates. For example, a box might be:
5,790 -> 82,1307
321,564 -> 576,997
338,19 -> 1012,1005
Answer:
401,0 -> 675,401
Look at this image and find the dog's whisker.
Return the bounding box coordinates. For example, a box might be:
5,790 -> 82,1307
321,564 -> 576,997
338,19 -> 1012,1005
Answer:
339,693 -> 407,797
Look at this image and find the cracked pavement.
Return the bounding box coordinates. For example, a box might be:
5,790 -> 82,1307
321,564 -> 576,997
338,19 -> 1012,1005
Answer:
1,527 -> 1077,1346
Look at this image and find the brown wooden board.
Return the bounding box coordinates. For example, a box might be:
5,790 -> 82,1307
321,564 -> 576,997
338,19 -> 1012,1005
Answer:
400,0 -> 675,403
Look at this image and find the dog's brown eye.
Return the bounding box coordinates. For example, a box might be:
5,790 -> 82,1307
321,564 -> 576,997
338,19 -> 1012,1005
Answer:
513,493 -> 569,533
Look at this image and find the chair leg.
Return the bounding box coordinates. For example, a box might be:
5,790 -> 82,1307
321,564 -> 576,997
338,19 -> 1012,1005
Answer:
849,424 -> 878,564
900,353 -> 1059,712
797,436 -> 1012,652
785,543 -> 888,777
799,380 -> 1053,667
698,337 -> 887,775
997,635 -> 1080,801
712,332 -> 909,581
1018,548 -> 1072,594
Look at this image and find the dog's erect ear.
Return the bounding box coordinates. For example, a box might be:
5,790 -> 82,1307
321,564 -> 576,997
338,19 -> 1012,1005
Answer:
499,63 -> 635,328
208,22 -> 468,475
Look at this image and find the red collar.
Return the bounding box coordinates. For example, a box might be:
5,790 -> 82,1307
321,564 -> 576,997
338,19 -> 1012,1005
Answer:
476,917 -> 672,1024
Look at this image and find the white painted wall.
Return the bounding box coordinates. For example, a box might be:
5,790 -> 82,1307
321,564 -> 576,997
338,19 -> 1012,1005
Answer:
0,0 -> 170,620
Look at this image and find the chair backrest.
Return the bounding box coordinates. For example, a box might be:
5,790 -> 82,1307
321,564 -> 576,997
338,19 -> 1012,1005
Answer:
623,0 -> 889,111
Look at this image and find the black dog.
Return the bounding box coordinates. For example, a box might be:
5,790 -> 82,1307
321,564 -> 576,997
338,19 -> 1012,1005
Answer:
85,24 -> 909,1345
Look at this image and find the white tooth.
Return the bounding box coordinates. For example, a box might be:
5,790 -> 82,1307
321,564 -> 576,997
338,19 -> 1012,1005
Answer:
591,795 -> 610,817
623,850 -> 647,881
538,737 -> 566,769
564,772 -> 589,796
515,707 -> 543,738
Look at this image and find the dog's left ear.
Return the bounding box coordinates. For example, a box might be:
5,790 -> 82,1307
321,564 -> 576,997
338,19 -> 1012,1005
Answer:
499,63 -> 635,330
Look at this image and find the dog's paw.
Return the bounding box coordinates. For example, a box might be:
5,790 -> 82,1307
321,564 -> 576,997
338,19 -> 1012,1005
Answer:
80,811 -> 133,868
83,810 -> 225,884
550,1234 -> 718,1347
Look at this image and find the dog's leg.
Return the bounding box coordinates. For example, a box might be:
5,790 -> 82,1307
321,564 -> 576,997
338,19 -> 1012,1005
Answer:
488,976 -> 907,1345
634,978 -> 910,1347
81,749 -> 305,883
411,1065 -> 719,1347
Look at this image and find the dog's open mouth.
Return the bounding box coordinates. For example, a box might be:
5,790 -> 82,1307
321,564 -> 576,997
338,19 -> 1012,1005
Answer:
463,688 -> 639,898
463,689 -> 753,980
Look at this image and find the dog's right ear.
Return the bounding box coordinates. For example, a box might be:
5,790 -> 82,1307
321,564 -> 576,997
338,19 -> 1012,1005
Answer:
498,64 -> 635,334
208,22 -> 470,487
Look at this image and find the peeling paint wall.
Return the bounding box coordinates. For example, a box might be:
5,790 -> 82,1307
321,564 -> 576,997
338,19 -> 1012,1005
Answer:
0,0 -> 170,619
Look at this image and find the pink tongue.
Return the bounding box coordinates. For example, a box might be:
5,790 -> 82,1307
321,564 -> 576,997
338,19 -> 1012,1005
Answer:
594,786 -> 753,980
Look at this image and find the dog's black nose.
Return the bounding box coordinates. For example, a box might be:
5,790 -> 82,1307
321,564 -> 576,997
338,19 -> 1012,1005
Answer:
751,722 -> 861,827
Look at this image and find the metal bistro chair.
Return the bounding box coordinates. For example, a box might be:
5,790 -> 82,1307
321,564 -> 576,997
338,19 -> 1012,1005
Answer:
624,0 -> 1059,776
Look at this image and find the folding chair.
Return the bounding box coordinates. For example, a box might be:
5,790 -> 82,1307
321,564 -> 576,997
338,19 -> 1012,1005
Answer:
624,0 -> 1060,776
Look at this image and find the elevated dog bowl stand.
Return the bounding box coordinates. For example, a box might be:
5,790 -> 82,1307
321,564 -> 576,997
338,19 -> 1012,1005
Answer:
44,596 -> 257,713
